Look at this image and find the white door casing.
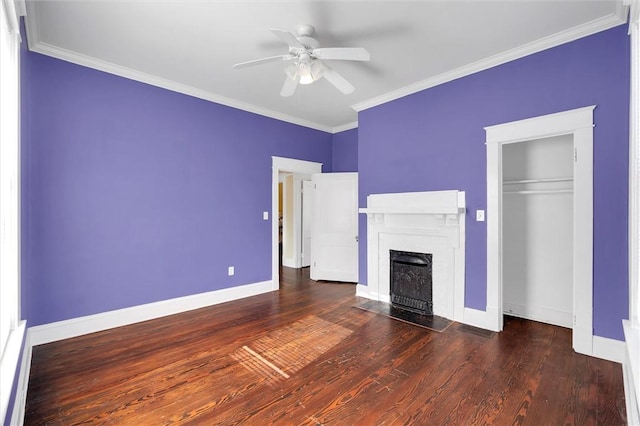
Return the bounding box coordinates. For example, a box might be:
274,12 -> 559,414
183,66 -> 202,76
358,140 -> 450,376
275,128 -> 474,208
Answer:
310,173 -> 359,282
485,106 -> 594,355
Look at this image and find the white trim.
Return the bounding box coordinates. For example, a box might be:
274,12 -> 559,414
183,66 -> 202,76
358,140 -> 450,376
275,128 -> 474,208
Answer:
352,14 -> 626,113
0,321 -> 25,424
503,303 -> 572,329
10,330 -> 31,426
355,284 -> 387,302
355,284 -> 370,299
624,320 -> 640,425
29,280 -> 272,346
23,2 -> 353,135
485,106 -> 595,356
484,106 -> 596,143
271,157 -> 323,290
592,335 -> 626,363
332,121 -> 358,134
27,41 -> 334,133
22,2 -> 627,134
624,2 -> 640,423
624,361 -> 640,426
627,0 -> 640,333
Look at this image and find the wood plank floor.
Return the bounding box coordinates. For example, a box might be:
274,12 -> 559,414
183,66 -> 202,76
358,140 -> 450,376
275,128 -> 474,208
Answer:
25,267 -> 626,425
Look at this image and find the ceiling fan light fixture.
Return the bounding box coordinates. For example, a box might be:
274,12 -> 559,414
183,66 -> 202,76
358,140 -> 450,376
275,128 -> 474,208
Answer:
298,63 -> 314,85
234,24 -> 369,96
298,59 -> 324,85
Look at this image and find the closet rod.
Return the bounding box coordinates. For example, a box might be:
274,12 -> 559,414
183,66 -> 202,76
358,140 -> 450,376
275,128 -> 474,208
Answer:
504,189 -> 573,195
503,177 -> 573,185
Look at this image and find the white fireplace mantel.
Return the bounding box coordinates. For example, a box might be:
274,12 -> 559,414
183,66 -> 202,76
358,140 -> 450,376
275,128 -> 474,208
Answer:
358,190 -> 466,322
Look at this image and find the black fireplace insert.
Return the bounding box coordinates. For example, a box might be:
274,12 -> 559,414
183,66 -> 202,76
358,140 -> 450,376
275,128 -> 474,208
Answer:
389,250 -> 433,315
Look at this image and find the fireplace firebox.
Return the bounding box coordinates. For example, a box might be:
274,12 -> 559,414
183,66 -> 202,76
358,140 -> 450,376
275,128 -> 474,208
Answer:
389,250 -> 433,315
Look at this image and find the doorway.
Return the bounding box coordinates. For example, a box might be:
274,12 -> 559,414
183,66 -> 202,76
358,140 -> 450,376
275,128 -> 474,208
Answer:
485,106 -> 594,356
272,157 -> 323,290
279,172 -> 311,269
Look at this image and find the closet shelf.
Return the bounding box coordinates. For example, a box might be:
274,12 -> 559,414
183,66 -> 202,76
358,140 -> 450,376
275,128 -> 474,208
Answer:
504,189 -> 573,195
503,177 -> 573,185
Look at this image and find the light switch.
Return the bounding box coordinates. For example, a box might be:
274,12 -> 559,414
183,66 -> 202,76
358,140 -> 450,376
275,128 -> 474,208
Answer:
263,211 -> 269,220
476,210 -> 485,222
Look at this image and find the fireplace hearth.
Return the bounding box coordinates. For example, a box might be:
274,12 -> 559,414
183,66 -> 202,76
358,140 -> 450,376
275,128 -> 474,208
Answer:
390,250 -> 433,315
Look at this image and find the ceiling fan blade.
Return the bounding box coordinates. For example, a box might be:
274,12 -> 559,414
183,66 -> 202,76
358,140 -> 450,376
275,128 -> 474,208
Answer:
312,47 -> 370,61
233,54 -> 294,69
270,29 -> 306,50
280,75 -> 298,97
322,66 -> 355,94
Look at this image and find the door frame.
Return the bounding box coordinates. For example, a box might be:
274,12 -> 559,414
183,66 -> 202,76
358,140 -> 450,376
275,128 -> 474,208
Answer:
272,156 -> 322,290
485,106 -> 594,355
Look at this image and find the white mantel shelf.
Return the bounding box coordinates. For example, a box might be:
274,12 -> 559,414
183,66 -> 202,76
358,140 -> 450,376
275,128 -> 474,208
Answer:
359,206 -> 461,215
360,190 -> 466,216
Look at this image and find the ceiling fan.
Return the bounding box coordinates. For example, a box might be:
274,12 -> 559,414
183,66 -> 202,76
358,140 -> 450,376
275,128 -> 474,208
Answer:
233,24 -> 370,97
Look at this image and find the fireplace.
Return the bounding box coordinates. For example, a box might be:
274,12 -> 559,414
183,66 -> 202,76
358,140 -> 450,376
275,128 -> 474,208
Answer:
390,250 -> 433,315
358,190 -> 466,321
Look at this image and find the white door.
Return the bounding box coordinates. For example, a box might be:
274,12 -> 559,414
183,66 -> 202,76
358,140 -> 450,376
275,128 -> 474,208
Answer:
310,173 -> 359,282
301,180 -> 313,267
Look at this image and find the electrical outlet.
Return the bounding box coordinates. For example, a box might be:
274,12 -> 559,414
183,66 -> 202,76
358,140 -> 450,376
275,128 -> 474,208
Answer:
476,210 -> 485,221
263,211 -> 269,220
228,266 -> 234,276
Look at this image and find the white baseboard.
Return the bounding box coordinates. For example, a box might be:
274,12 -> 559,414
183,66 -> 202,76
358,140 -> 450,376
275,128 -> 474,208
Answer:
623,321 -> 640,426
503,302 -> 572,329
1,321 -> 26,425
355,285 -> 390,303
592,335 -> 626,363
355,284 -> 370,299
10,331 -> 32,426
29,280 -> 274,346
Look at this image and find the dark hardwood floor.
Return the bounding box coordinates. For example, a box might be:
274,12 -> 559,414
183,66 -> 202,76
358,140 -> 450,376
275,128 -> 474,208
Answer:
25,267 -> 626,425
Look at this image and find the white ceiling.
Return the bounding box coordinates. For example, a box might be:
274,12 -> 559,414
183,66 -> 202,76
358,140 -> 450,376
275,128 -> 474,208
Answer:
24,1 -> 627,133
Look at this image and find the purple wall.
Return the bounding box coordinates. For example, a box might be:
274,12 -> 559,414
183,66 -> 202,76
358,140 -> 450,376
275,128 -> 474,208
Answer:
358,25 -> 630,340
332,128 -> 358,172
21,51 -> 333,326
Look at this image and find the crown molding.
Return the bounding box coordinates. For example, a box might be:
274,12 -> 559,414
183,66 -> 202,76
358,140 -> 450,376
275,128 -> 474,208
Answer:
23,0 -> 337,134
331,121 -> 358,133
352,11 -> 627,113
24,0 -> 624,134
30,41 -> 337,133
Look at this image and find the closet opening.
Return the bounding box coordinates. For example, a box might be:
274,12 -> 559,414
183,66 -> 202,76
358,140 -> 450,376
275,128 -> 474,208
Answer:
502,135 -> 574,329
485,106 -> 594,356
